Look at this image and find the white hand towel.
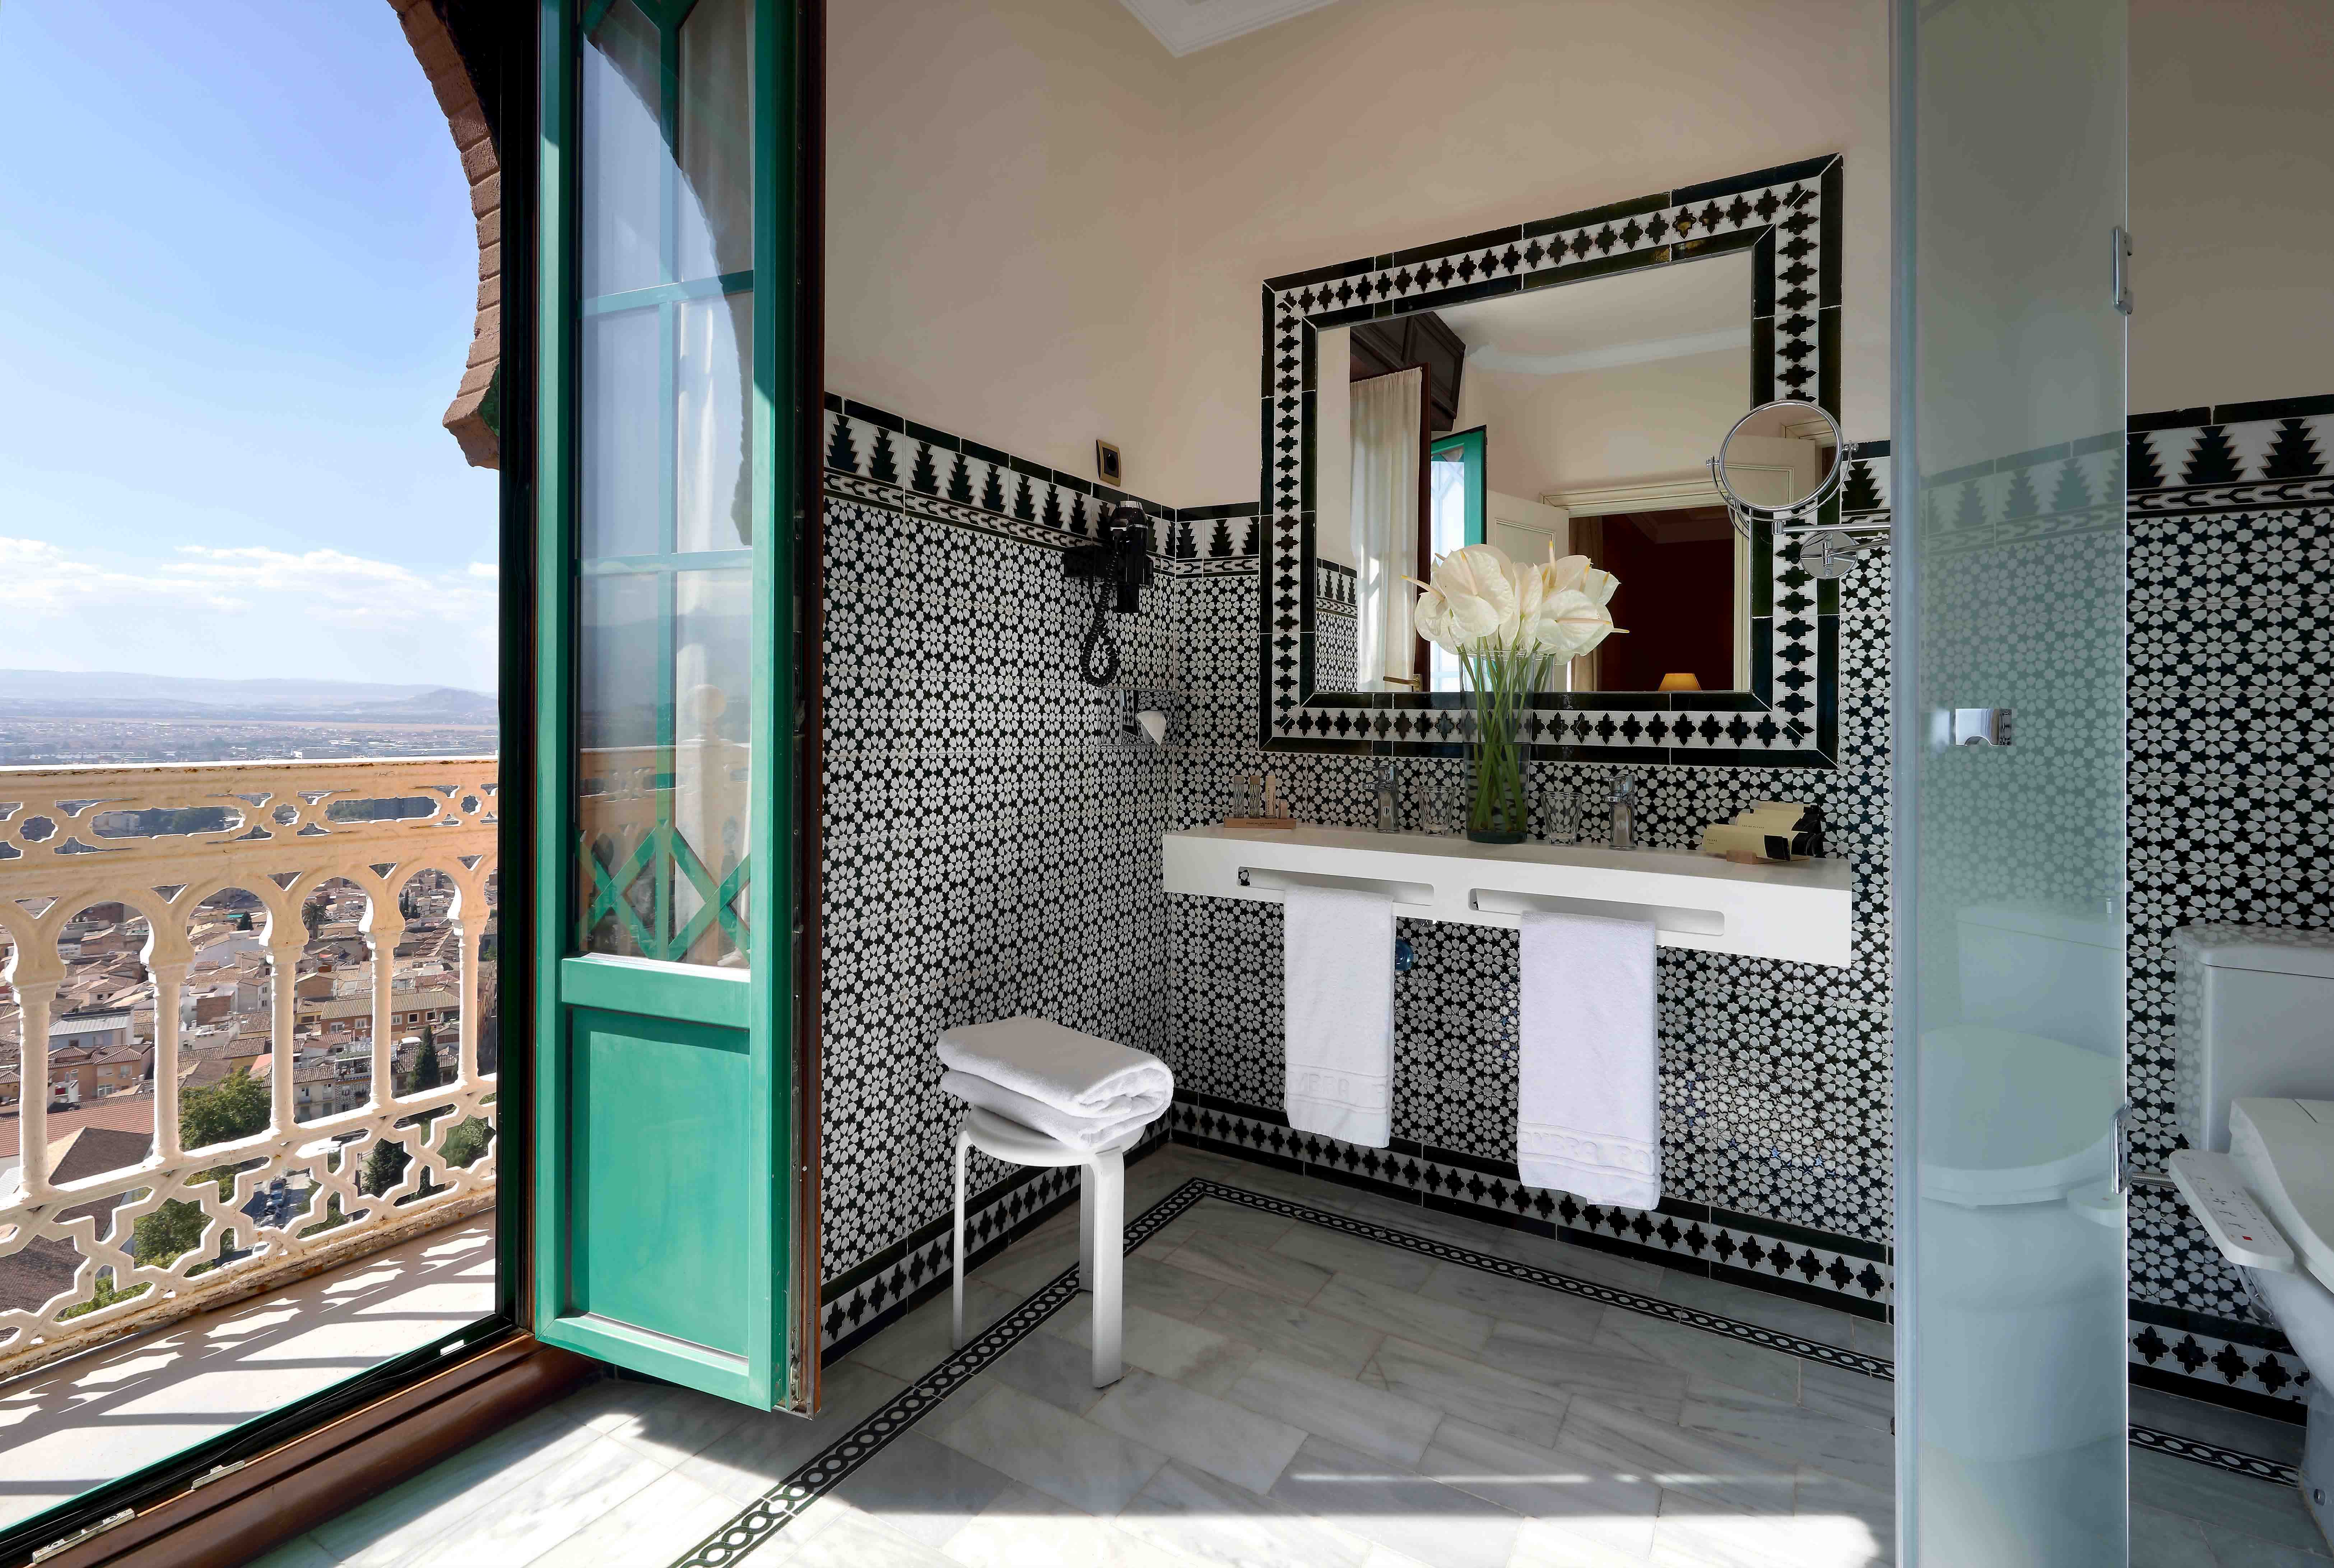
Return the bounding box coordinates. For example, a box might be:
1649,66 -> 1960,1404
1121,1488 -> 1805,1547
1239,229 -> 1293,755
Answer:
1282,883 -> 1394,1148
937,1017 -> 1173,1120
1517,910 -> 1659,1208
939,1070 -> 1160,1152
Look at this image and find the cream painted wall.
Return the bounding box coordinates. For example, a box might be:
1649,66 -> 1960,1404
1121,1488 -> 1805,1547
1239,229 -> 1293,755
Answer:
1454,349 -> 1749,503
2130,0 -> 2334,413
824,0 -> 1185,490
1157,0 -> 1891,501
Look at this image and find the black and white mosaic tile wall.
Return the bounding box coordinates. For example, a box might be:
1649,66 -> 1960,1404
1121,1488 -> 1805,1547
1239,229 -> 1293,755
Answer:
812,391 -> 2331,1417
2122,395 -> 2334,1413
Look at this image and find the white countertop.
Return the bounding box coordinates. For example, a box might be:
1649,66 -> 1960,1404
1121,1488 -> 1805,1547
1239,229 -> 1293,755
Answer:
1162,823 -> 1852,967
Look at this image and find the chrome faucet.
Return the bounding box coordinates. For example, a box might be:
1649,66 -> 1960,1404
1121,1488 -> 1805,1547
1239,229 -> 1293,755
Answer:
1607,773 -> 1637,850
1373,761 -> 1401,833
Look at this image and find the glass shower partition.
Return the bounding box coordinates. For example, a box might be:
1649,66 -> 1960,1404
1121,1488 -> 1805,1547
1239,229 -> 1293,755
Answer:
1892,0 -> 2130,1562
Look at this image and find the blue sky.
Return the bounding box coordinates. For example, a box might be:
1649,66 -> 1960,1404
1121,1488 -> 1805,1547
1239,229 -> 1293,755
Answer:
0,1 -> 499,691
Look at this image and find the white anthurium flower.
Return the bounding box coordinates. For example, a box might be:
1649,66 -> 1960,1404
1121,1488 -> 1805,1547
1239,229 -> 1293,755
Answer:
1409,542 -> 1518,653
1543,588 -> 1619,660
1543,553 -> 1594,596
1411,580 -> 1463,652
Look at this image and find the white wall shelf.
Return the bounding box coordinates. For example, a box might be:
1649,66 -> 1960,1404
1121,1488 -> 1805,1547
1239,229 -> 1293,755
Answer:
1163,825 -> 1854,967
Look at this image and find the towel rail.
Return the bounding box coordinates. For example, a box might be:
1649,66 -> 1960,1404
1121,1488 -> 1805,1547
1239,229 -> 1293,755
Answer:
1468,888 -> 1726,938
1237,866 -> 1437,909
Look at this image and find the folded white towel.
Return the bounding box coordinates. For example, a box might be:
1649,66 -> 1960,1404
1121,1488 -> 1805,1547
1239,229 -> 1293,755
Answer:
1282,883 -> 1394,1148
1517,909 -> 1659,1208
939,1069 -> 1158,1153
937,1016 -> 1173,1120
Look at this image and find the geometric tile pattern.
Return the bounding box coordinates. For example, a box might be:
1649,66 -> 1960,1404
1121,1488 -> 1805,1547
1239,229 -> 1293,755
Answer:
2124,393 -> 2334,1389
1260,155 -> 1850,765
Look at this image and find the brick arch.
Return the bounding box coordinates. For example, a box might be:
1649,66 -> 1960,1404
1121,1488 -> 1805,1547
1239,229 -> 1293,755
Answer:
391,0 -> 501,470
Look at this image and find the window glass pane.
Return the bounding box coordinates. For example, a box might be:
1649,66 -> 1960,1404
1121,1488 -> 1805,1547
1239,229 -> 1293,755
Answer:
580,306 -> 660,560
571,0 -> 757,970
675,292 -> 753,553
581,0 -> 662,298
676,0 -> 754,283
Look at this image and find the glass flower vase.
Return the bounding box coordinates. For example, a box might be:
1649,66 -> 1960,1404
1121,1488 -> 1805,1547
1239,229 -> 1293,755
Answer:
1463,648 -> 1543,844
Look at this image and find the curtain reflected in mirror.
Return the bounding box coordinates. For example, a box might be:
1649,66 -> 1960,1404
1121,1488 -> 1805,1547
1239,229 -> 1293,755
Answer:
1351,368 -> 1423,690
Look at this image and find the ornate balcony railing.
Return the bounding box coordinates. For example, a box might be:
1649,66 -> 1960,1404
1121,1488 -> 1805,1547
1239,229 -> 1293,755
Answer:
0,758 -> 498,1380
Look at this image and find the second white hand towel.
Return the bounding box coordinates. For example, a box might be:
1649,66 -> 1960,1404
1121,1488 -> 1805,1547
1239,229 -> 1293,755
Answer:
1283,883 -> 1395,1148
1518,909 -> 1659,1207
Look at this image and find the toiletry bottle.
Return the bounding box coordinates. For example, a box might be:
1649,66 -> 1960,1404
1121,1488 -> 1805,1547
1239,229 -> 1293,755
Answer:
1375,762 -> 1400,833
1608,774 -> 1637,850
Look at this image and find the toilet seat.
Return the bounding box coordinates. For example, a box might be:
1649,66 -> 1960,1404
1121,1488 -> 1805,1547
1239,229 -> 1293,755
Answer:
1916,1025 -> 2120,1208
2231,1098 -> 2334,1293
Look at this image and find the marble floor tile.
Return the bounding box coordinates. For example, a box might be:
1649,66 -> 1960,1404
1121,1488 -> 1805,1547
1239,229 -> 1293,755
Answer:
780,1507 -> 962,1567
1269,1222 -> 1438,1291
1556,1397 -> 1799,1520
2131,1446 -> 2329,1549
936,1481 -> 1197,1568
1677,1382 -> 1892,1494
2131,1385 -> 2306,1466
1505,1516 -> 1660,1568
982,1326 -> 1112,1415
391,1432 -> 668,1568
1266,1435 -> 1525,1568
1591,1314 -> 1801,1405
1314,1271 -> 1496,1352
2199,1519 -> 2334,1567
1369,1335 -> 1573,1450
1649,1506 -> 1889,1568
1121,1252 -> 1232,1320
1193,1283 -> 1386,1376
973,1233 -> 1086,1296
929,1383 -> 1169,1514
1651,1272 -> 1856,1349
1847,1316 -> 1894,1362
1225,1350 -> 1446,1466
1417,1415 -> 1659,1559
677,1362 -> 910,1505
2128,1503 -> 2216,1568
308,1399 -> 606,1565
1415,1261 -> 1606,1345
1043,1298 -> 1260,1395
1798,1363 -> 1893,1436
851,1282 -> 1017,1383
1161,1229 -> 1336,1304
585,1376 -> 758,1467
1089,1368 -> 1308,1494
524,1466 -> 745,1568
1118,1459 -> 1380,1568
1475,1319 -> 1690,1424
819,1432 -> 1020,1547
1794,1470 -> 1892,1558
1162,1197 -> 1299,1250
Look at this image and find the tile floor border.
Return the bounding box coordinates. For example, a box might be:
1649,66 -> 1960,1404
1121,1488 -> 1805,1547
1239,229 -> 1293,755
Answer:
668,1175 -> 2302,1568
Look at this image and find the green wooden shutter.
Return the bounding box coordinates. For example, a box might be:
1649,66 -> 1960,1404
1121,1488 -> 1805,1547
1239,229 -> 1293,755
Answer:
532,0 -> 799,1408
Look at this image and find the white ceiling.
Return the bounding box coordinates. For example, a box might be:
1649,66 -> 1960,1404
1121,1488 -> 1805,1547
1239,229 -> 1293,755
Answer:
1436,251 -> 1753,375
1116,0 -> 1349,57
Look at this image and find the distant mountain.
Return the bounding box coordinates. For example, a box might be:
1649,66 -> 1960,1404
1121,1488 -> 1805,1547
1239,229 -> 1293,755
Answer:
0,669 -> 496,721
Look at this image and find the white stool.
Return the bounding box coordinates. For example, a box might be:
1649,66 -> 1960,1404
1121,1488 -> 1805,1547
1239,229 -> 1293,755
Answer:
952,1105 -> 1137,1387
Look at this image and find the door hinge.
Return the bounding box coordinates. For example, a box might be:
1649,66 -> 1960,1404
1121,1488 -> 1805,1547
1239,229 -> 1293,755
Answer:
33,1508 -> 136,1563
2111,227 -> 2133,316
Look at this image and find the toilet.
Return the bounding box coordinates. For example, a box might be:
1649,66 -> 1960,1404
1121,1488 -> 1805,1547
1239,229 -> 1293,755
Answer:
2168,926 -> 2334,1545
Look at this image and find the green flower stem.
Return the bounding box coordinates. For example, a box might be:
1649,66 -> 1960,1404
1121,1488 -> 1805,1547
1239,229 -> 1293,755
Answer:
1464,641 -> 1545,839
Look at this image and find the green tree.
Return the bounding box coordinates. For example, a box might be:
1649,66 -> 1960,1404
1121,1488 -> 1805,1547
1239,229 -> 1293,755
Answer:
301,895 -> 328,938
131,1198 -> 208,1266
412,1035 -> 443,1093
362,1138 -> 411,1197
181,1069 -> 270,1153
235,910 -> 254,932
441,1117 -> 493,1170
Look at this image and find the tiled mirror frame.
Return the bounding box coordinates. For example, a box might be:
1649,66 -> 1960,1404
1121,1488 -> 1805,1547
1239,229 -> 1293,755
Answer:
1258,153 -> 1851,767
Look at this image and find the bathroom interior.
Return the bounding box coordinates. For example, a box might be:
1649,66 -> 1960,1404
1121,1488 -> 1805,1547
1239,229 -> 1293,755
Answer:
32,0 -> 2328,1564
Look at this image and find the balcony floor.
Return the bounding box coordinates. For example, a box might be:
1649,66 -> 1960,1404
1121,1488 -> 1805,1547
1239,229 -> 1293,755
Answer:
0,1216 -> 495,1536
240,1147 -> 2324,1568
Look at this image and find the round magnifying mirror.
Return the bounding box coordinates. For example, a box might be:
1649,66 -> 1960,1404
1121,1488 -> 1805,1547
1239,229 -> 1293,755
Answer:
1708,398 -> 1847,525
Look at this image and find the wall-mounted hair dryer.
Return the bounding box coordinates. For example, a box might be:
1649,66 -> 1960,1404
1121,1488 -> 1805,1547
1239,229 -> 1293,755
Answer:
1066,504 -> 1154,686
1064,503 -> 1153,613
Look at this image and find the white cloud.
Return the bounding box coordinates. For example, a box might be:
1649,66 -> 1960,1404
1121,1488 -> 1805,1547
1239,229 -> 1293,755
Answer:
0,535 -> 500,688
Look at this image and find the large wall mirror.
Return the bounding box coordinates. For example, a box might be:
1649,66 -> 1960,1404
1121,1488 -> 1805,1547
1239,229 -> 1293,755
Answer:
1261,156 -> 1861,767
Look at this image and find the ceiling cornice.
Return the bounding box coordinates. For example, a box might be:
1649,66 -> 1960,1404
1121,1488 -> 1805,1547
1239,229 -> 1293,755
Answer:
1116,0 -> 1349,57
